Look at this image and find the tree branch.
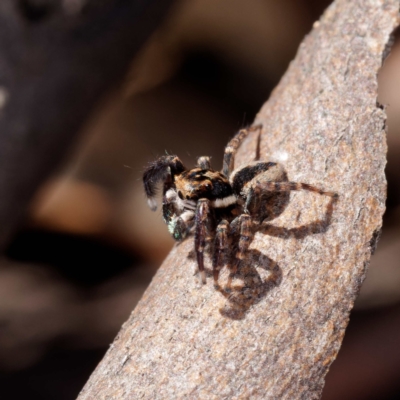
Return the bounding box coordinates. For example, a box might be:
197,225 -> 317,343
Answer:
78,1 -> 399,399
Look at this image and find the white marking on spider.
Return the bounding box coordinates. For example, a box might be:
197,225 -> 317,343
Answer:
181,210 -> 195,222
165,188 -> 196,211
165,189 -> 176,201
211,195 -> 237,208
147,197 -> 157,211
183,201 -> 196,211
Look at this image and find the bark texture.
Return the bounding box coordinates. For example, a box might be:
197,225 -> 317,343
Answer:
78,1 -> 399,399
0,0 -> 175,248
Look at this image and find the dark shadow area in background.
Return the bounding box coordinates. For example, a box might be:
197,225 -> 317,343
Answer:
179,49 -> 272,124
5,229 -> 139,286
0,348 -> 106,400
323,304 -> 400,400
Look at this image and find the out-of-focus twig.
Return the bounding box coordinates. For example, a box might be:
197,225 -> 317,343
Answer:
0,0 -> 176,248
78,1 -> 399,399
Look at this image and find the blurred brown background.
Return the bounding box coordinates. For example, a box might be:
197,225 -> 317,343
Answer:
1,0 -> 400,399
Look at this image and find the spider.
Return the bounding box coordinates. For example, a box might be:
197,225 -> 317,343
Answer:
143,125 -> 337,289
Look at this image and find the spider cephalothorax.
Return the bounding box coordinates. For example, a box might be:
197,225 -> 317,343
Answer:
143,125 -> 337,289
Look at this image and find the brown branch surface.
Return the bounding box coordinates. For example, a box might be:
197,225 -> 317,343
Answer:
78,1 -> 399,399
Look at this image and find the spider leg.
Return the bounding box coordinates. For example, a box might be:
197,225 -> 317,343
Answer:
212,220 -> 229,288
197,156 -> 212,169
227,214 -> 253,291
194,199 -> 213,284
223,124 -> 262,177
248,181 -> 338,198
244,186 -> 258,213
143,155 -> 186,211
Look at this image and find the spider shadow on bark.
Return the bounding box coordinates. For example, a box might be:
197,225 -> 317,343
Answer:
218,194 -> 337,320
186,247 -> 282,320
217,249 -> 282,320
257,192 -> 338,239
186,194 -> 337,320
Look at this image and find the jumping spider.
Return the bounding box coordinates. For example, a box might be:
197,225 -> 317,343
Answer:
143,125 -> 337,289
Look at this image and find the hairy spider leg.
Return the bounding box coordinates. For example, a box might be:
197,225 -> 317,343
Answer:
143,155 -> 186,211
197,156 -> 212,170
244,186 -> 257,213
247,181 -> 338,199
227,214 -> 253,291
223,124 -> 262,178
212,220 -> 229,288
195,199 -> 213,284
254,124 -> 262,162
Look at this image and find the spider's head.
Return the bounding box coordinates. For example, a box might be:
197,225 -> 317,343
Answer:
174,168 -> 233,202
143,154 -> 237,215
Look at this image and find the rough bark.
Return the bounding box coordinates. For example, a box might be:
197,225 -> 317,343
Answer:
78,1 -> 399,399
0,0 -> 175,248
